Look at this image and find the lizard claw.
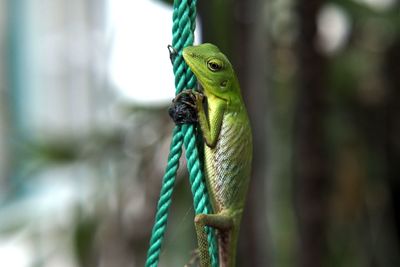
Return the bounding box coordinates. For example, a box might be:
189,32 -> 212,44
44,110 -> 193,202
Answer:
174,89 -> 198,109
191,90 -> 205,106
176,89 -> 204,107
168,45 -> 178,64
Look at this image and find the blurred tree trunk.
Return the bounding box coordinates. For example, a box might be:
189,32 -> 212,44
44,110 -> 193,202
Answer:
198,0 -> 234,57
293,0 -> 328,267
232,0 -> 270,266
384,36 -> 400,262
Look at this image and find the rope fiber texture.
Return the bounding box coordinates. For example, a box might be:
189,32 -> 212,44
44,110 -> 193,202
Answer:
145,0 -> 219,266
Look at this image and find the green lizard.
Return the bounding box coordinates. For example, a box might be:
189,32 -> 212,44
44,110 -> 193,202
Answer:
181,43 -> 253,267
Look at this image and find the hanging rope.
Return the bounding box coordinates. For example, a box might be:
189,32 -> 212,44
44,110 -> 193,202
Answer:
145,1 -> 219,266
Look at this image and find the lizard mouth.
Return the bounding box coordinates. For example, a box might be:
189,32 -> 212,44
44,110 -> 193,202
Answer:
197,83 -> 228,102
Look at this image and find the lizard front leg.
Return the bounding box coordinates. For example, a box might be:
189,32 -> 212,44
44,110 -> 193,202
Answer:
193,92 -> 226,148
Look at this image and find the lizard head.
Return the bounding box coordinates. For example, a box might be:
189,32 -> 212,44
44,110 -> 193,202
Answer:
182,43 -> 240,102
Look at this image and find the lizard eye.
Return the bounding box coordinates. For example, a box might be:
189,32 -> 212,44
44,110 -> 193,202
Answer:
207,59 -> 223,72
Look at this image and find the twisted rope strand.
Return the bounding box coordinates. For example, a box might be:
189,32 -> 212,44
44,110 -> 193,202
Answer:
145,1 -> 218,266
145,127 -> 183,267
171,1 -> 218,264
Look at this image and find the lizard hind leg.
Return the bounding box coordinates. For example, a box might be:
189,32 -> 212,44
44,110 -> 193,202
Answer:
194,212 -> 234,267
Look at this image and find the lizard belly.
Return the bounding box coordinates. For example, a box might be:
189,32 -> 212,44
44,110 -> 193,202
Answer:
204,112 -> 252,212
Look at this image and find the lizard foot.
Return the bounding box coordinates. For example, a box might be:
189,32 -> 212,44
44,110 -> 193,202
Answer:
169,89 -> 204,125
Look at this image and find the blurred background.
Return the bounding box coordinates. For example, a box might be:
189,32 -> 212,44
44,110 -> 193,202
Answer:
0,0 -> 399,266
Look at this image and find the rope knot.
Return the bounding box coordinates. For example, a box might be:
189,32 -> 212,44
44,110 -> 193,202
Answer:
168,89 -> 198,125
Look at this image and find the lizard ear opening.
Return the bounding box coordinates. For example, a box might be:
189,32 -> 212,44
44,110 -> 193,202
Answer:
220,80 -> 228,88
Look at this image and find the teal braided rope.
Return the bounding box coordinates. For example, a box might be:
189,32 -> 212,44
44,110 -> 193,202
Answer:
145,0 -> 218,266
171,0 -> 219,266
146,127 -> 183,267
